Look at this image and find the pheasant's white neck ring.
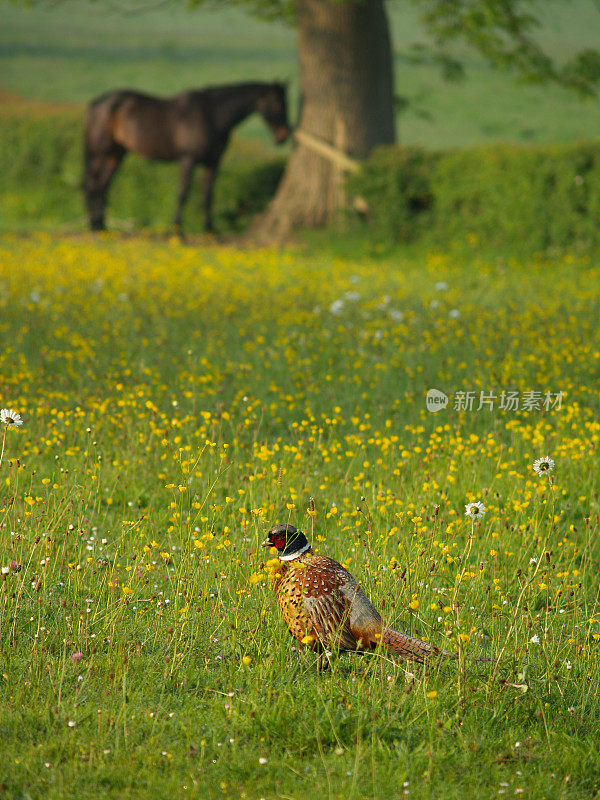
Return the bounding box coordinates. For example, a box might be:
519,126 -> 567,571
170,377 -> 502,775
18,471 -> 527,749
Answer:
279,541 -> 312,561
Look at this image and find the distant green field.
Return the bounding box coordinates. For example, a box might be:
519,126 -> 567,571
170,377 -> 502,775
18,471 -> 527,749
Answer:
2,0 -> 600,148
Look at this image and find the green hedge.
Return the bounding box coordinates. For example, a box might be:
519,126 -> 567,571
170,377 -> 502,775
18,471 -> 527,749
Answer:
4,104 -> 600,252
348,141 -> 600,252
0,108 -> 285,233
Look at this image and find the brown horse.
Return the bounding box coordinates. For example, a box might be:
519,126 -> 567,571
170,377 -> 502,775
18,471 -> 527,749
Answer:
83,82 -> 290,233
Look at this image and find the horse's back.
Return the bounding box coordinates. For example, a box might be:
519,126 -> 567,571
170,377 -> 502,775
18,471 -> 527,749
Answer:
87,89 -> 209,161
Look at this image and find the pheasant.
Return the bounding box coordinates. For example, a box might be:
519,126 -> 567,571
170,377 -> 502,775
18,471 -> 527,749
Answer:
261,523 -> 438,664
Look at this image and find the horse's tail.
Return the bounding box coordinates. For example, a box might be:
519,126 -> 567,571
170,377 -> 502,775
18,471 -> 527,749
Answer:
82,106 -> 96,190
80,90 -> 129,191
83,91 -> 129,178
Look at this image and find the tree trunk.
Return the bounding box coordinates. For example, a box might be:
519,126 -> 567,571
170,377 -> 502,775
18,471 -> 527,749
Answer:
251,0 -> 396,242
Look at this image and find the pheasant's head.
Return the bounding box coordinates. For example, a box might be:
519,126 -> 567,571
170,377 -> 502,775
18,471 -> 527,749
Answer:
262,524 -> 311,561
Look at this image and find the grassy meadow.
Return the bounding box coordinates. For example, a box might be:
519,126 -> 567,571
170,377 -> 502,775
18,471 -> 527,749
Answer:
2,2 -> 600,798
0,234 -> 599,799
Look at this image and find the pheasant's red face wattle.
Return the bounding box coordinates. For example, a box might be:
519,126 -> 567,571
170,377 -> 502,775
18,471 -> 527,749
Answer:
263,524 -> 310,558
269,533 -> 286,550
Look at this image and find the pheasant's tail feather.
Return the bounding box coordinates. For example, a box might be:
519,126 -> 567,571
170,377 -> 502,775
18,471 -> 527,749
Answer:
379,627 -> 440,663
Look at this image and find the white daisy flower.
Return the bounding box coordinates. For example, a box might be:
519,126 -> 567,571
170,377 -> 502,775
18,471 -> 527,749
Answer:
533,456 -> 554,476
530,634 -> 540,645
464,501 -> 486,520
0,408 -> 23,428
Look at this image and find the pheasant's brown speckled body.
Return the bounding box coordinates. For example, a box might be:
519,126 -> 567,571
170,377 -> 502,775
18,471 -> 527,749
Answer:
266,533 -> 436,663
271,550 -> 382,653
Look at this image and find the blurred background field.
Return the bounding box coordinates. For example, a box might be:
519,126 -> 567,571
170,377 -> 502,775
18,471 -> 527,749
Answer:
3,0 -> 600,241
4,0 -> 600,146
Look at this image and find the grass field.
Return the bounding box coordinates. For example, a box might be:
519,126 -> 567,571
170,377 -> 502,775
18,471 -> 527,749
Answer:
3,0 -> 600,148
0,233 -> 599,799
2,3 -> 600,797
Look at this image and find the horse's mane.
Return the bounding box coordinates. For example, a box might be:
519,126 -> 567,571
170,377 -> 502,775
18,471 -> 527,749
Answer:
194,82 -> 281,99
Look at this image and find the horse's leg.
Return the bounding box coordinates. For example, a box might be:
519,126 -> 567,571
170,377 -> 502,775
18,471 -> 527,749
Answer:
97,150 -> 125,229
85,155 -> 108,231
202,165 -> 217,234
174,155 -> 196,235
85,150 -> 124,231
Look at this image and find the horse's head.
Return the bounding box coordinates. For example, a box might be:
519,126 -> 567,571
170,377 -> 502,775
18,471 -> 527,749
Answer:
256,83 -> 291,145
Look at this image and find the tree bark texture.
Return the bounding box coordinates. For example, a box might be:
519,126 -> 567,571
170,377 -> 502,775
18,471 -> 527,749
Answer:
252,0 -> 396,242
